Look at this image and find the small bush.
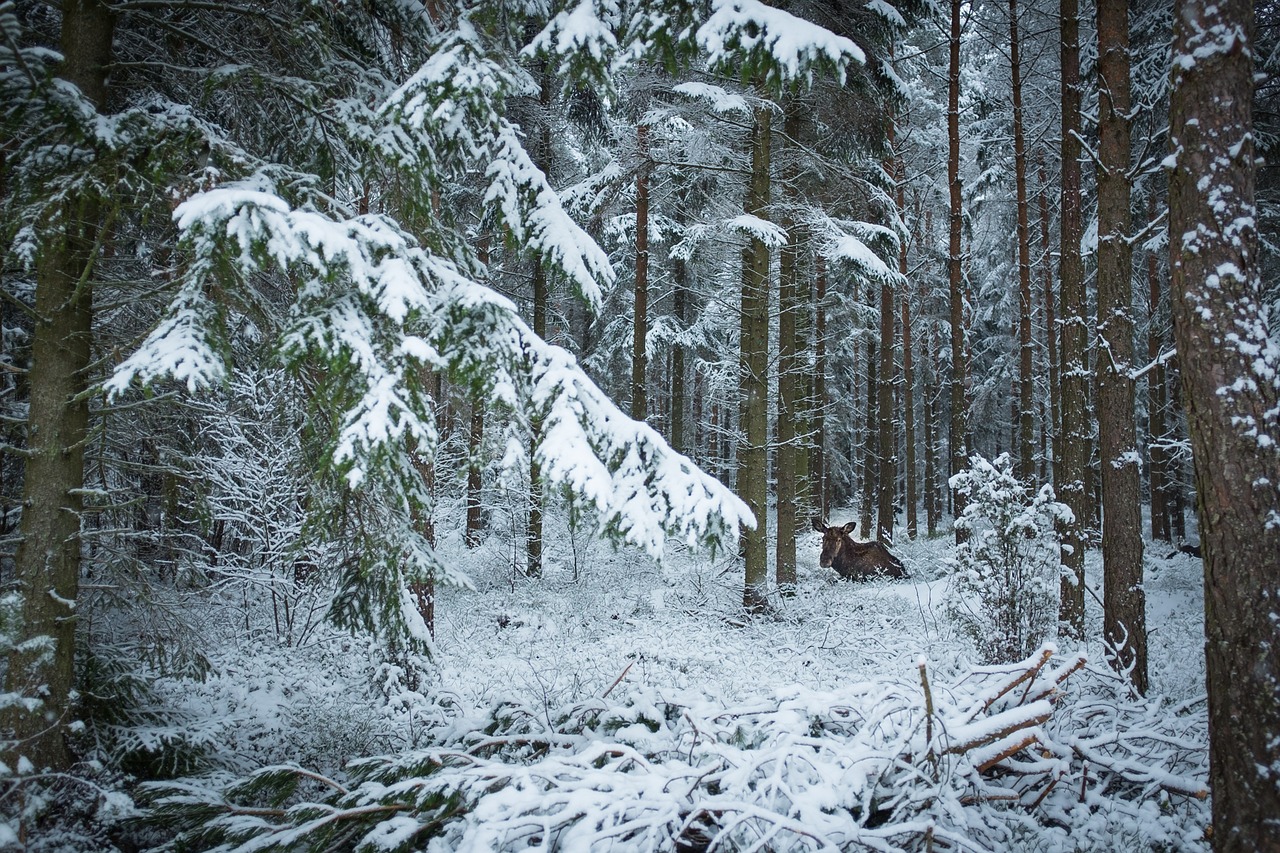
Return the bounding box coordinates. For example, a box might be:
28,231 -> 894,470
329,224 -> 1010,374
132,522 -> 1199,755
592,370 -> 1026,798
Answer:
946,453 -> 1071,664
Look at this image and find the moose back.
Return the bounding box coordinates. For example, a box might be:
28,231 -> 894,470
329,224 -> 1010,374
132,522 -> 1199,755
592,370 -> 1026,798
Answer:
811,519 -> 907,580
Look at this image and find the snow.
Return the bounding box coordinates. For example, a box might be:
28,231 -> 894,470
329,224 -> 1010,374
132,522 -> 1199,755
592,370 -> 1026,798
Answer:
671,81 -> 751,116
697,0 -> 865,87
138,521 -> 1211,852
725,213 -> 788,248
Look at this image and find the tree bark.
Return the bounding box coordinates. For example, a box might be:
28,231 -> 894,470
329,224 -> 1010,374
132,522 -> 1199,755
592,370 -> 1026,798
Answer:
526,71 -> 552,579
902,257 -> 917,539
3,0 -> 114,772
1057,0 -> 1087,639
1169,1 -> 1280,846
1096,0 -> 1147,694
877,279 -> 897,543
862,333 -> 878,537
740,103 -> 771,613
775,101 -> 803,592
1146,195 -> 1171,543
1037,157 -> 1059,485
813,253 -> 829,520
671,256 -> 688,456
947,0 -> 969,540
1010,0 -> 1036,483
631,123 -> 650,422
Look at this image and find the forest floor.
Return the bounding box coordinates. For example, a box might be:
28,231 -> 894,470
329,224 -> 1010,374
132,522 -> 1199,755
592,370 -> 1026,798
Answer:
430,508 -> 1207,721
157,506 -> 1207,778
124,506 -> 1211,851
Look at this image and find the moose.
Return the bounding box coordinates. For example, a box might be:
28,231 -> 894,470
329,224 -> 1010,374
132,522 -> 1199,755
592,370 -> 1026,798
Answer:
810,519 -> 908,580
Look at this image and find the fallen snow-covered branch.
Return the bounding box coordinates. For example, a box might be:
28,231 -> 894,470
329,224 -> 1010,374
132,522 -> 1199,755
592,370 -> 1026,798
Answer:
143,647 -> 1209,852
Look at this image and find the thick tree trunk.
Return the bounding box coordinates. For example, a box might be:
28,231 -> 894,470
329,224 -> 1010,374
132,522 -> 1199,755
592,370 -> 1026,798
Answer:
1057,0 -> 1087,639
1010,0 -> 1036,483
3,0 -> 114,772
740,104 -> 771,613
1169,2 -> 1280,846
631,123 -> 650,422
947,0 -> 969,540
1096,0 -> 1147,694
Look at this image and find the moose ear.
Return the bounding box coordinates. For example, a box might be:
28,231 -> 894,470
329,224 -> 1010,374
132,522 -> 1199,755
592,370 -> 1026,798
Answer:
811,518 -> 826,533
841,521 -> 857,535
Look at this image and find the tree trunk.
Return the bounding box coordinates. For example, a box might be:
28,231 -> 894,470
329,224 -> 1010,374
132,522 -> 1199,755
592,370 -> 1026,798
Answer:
671,256 -> 688,456
3,0 -> 114,772
1037,157 -> 1059,485
1169,2 -> 1280,846
1010,0 -> 1036,483
1096,0 -> 1147,694
862,335 -> 878,538
902,269 -> 917,539
631,123 -> 650,422
877,286 -> 896,544
813,253 -> 829,520
775,102 -> 803,592
947,0 -> 969,540
740,103 -> 771,613
1057,0 -> 1087,639
1146,194 -> 1171,543
526,72 -> 552,579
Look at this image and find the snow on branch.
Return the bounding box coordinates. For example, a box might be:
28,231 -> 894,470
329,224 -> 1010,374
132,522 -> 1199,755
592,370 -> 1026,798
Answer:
379,23 -> 612,310
725,213 -> 788,248
672,81 -> 751,116
697,0 -> 865,89
146,648 -> 1207,852
485,124 -> 612,311
109,179 -> 748,562
523,0 -> 621,88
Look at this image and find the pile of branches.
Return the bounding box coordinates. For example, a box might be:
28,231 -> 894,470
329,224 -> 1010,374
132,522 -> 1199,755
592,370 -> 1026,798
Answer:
140,646 -> 1208,852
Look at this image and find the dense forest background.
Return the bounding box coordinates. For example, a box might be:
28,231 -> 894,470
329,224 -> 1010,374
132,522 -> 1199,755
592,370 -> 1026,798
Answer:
1,0 -> 1278,850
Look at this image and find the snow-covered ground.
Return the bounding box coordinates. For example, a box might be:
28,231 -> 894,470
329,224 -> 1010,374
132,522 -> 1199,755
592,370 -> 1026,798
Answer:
139,506 -> 1210,851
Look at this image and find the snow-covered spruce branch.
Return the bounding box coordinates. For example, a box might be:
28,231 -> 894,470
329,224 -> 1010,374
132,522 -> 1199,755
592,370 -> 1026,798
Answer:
144,648 -> 1207,852
105,181 -> 749,563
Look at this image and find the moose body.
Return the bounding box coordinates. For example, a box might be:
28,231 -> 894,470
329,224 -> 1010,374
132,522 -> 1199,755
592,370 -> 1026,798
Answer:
811,519 -> 907,580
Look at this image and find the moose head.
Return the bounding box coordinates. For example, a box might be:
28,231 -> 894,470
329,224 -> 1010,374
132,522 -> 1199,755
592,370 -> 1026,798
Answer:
810,518 -> 908,580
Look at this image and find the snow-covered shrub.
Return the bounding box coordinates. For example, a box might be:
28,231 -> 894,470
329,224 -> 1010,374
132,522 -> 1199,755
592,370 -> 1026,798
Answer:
947,453 -> 1071,664
140,647 -> 1207,852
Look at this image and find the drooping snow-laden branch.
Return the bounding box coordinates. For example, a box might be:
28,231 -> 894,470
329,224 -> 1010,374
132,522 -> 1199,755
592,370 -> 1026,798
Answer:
378,21 -> 613,311
106,180 -> 751,563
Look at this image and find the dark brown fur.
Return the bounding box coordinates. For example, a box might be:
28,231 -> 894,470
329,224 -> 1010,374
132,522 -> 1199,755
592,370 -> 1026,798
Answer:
811,519 -> 907,580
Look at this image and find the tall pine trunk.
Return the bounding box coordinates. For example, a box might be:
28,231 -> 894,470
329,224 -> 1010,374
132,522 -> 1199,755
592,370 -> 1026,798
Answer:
1169,1 -> 1280,846
1038,158 -> 1059,483
631,123 -> 650,421
4,0 -> 114,772
526,72 -> 552,579
775,101 -> 803,591
671,256 -> 689,456
740,104 -> 771,612
813,254 -> 829,520
1146,194 -> 1171,542
947,0 -> 969,539
1057,0 -> 1087,639
1096,0 -> 1147,693
1010,0 -> 1036,483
